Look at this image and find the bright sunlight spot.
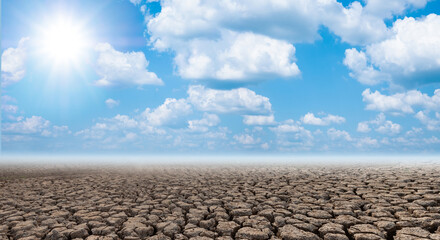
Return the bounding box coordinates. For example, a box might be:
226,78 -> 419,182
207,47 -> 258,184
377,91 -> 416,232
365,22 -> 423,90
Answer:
39,17 -> 89,66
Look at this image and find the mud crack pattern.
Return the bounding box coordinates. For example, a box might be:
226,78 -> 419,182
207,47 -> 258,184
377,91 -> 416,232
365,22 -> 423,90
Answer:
1,166 -> 440,240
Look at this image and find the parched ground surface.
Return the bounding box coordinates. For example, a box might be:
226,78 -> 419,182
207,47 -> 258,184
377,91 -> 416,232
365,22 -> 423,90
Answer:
1,165 -> 440,240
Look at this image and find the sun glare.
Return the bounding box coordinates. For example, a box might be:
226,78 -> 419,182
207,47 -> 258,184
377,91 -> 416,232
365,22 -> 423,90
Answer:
39,17 -> 89,67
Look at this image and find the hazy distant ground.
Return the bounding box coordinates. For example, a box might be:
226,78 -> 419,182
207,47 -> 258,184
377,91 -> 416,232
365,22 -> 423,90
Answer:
1,163 -> 440,239
1,154 -> 439,165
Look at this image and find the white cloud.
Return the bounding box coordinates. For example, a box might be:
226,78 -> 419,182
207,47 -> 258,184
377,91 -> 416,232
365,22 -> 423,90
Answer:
357,113 -> 401,135
75,114 -> 139,140
2,135 -> 33,143
147,1 -> 322,50
129,0 -> 141,5
355,137 -> 379,148
147,0 -> 425,47
343,49 -> 389,85
1,37 -> 29,87
357,122 -> 371,133
105,98 -> 120,108
243,115 -> 275,125
1,95 -> 18,114
362,88 -> 440,114
74,103 -> 232,150
122,132 -> 138,142
143,98 -> 192,126
424,136 -> 440,144
327,128 -> 352,141
188,113 -> 220,132
174,31 -> 299,80
233,134 -> 260,145
261,143 -> 269,150
270,120 -> 314,150
187,85 -> 271,115
2,116 -> 50,134
144,0 -> 427,82
345,14 -> 440,86
270,120 -> 304,133
301,112 -> 345,126
375,120 -> 401,134
75,113 -> 166,142
113,114 -> 139,129
2,115 -> 70,138
75,116 -> 148,149
415,111 -> 440,130
406,127 -> 423,136
363,0 -> 429,19
1,104 -> 18,114
322,1 -> 390,46
323,0 -> 428,46
41,125 -> 71,138
94,43 -> 163,86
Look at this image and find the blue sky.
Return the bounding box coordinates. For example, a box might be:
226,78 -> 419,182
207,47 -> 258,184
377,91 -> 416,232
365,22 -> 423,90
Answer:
1,0 -> 440,154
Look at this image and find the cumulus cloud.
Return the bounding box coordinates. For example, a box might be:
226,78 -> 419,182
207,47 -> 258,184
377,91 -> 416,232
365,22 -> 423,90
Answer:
2,116 -> 50,134
147,0 -> 425,46
322,1 -> 390,46
143,0 -> 427,83
188,113 -> 220,132
243,115 -> 275,126
142,98 -> 192,126
362,88 -> 440,114
301,112 -> 345,126
75,115 -> 144,149
75,110 -> 228,150
2,115 -> 70,137
357,122 -> 371,133
343,49 -> 389,85
105,98 -> 120,108
261,143 -> 270,150
1,95 -> 18,114
94,43 -> 163,86
415,111 -> 440,131
1,37 -> 29,87
76,114 -> 139,140
345,14 -> 440,87
111,114 -> 139,129
363,0 -> 429,19
233,134 -> 260,145
323,0 -> 428,45
74,85 -> 272,150
41,125 -> 71,138
424,136 -> 440,144
406,127 -> 423,136
357,113 -> 401,135
269,120 -> 314,150
357,88 -> 440,130
376,121 -> 402,135
75,113 -> 164,142
327,128 -> 352,141
147,1 -> 319,47
175,31 -> 300,80
355,137 -> 379,148
187,85 -> 272,115
270,120 -> 304,133
129,0 -> 141,5
1,104 -> 18,114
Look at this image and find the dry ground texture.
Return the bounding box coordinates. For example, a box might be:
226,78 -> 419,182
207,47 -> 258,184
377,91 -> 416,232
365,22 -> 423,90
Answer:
1,165 -> 440,240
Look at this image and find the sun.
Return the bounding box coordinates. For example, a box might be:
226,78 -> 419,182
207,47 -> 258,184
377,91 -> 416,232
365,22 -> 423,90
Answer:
38,17 -> 89,67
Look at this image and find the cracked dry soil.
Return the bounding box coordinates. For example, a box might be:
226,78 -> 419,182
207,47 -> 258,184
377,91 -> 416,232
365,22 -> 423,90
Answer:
1,165 -> 440,240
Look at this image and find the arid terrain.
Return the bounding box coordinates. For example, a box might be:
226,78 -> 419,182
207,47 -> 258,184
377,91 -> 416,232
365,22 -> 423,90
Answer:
1,165 -> 440,240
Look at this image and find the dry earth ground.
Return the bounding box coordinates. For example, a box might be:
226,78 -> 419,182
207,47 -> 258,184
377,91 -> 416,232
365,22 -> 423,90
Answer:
1,165 -> 440,240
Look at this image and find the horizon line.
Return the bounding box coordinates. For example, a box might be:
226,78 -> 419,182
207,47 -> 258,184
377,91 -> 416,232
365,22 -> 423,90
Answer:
1,153 -> 439,165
